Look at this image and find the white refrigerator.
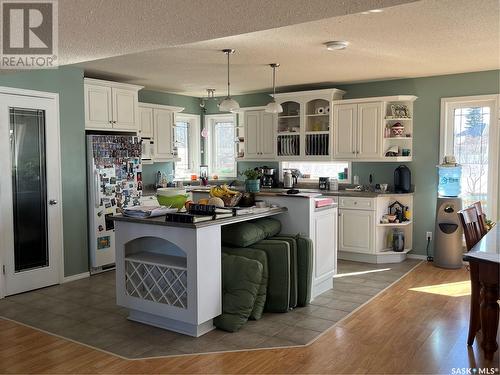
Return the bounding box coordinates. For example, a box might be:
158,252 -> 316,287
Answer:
86,134 -> 143,273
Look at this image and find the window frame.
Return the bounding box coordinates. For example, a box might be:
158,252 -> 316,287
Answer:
440,94 -> 500,220
173,113 -> 200,179
205,113 -> 237,178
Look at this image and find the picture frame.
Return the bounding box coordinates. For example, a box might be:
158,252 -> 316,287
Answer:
390,104 -> 410,118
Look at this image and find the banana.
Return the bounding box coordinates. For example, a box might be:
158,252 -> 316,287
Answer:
221,184 -> 238,196
210,185 -> 239,199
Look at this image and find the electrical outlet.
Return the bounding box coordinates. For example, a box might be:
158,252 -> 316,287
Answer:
426,231 -> 432,241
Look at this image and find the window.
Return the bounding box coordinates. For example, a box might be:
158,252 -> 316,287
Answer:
441,95 -> 499,219
205,114 -> 237,178
173,114 -> 200,179
281,161 -> 351,182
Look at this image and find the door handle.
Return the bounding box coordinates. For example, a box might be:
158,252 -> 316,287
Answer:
49,199 -> 58,205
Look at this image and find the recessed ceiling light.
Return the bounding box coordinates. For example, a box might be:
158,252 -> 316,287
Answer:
325,41 -> 349,51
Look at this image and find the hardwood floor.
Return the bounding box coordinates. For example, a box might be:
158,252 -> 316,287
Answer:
0,262 -> 498,374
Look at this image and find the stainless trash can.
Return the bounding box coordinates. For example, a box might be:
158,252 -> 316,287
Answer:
434,197 -> 463,269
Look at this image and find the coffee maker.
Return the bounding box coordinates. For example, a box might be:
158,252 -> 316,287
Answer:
260,166 -> 276,188
394,165 -> 411,193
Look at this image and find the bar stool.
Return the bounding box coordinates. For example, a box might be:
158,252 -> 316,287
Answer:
458,206 -> 484,346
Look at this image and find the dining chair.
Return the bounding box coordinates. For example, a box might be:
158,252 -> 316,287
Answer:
459,206 -> 484,346
472,201 -> 488,237
458,206 -> 483,251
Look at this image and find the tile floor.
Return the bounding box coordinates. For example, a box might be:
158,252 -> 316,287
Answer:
0,259 -> 420,359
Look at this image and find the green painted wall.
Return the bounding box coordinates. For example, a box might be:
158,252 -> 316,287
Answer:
203,93 -> 272,115
138,90 -> 202,115
336,70 -> 500,256
0,67 -> 88,276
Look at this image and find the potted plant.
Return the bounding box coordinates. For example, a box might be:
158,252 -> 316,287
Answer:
242,168 -> 262,193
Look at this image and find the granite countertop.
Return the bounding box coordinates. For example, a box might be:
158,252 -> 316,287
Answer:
112,206 -> 288,228
187,186 -> 413,198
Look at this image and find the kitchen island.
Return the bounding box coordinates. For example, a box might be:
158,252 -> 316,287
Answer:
112,207 -> 287,337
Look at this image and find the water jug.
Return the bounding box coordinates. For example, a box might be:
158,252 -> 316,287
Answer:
437,165 -> 462,197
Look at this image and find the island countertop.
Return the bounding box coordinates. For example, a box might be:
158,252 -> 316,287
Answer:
187,187 -> 413,198
112,206 -> 288,229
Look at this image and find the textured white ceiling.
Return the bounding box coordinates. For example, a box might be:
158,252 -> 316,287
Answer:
59,0 -> 415,65
76,0 -> 500,96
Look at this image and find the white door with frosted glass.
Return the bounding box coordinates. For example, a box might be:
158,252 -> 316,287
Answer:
0,92 -> 63,297
441,96 -> 499,219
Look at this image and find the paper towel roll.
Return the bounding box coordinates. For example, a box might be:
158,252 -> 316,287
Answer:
315,107 -> 325,114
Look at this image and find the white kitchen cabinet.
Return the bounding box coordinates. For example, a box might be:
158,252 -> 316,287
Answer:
84,84 -> 113,130
112,88 -> 138,130
138,106 -> 154,138
242,110 -> 276,159
138,103 -> 184,162
332,102 -> 382,160
153,108 -> 175,161
84,78 -> 143,132
333,103 -> 357,158
260,112 -> 275,157
357,102 -> 382,159
313,206 -> 338,286
338,194 -> 414,264
275,89 -> 345,161
338,208 -> 374,254
332,95 -> 417,161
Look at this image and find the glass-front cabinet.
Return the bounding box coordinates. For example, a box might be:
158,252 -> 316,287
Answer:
275,89 -> 345,161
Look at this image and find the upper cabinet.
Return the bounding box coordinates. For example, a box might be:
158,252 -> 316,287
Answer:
138,102 -> 184,162
241,109 -> 276,160
332,102 -> 383,160
138,106 -> 154,138
84,78 -> 143,132
332,95 -> 417,161
274,89 -> 346,161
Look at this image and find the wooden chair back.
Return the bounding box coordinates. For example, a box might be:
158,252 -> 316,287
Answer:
458,206 -> 483,251
472,201 -> 488,236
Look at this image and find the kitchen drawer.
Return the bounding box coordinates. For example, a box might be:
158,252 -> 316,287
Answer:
338,196 -> 375,210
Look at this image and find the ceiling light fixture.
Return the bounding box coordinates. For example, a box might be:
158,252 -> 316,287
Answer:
361,9 -> 383,14
218,49 -> 240,112
325,41 -> 349,51
265,63 -> 283,114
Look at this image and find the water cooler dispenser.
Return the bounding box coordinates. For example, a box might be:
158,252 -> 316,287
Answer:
434,197 -> 463,268
434,156 -> 463,268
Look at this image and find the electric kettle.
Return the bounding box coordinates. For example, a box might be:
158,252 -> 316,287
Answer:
283,171 -> 294,189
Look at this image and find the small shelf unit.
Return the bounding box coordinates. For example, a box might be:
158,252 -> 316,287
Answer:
274,89 -> 345,160
375,195 -> 414,257
382,97 -> 417,161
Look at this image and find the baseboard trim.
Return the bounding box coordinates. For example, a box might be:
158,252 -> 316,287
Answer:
63,271 -> 90,283
407,254 -> 427,260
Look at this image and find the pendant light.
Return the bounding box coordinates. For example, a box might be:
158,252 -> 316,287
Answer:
265,63 -> 283,114
219,49 -> 240,112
